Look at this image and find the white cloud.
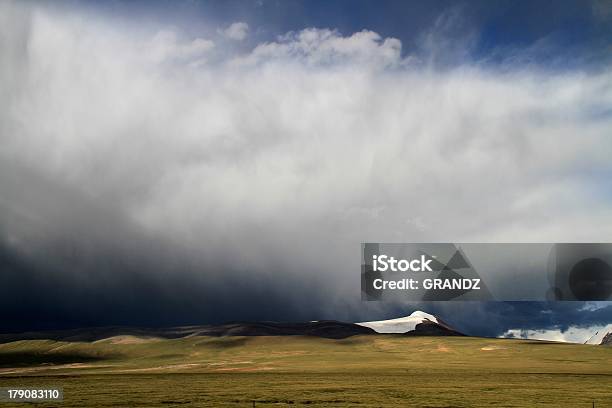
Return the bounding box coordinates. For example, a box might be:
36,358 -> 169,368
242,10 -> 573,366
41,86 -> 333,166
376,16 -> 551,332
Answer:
580,302 -> 609,312
1,2 -> 612,295
148,29 -> 214,63
232,28 -> 402,68
219,22 -> 249,41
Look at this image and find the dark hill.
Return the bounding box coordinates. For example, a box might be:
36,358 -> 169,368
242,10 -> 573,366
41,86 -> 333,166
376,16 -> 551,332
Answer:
404,320 -> 465,337
0,320 -> 375,343
191,321 -> 375,339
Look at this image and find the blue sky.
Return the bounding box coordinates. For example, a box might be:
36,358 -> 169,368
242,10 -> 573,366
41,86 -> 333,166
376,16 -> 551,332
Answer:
77,0 -> 612,70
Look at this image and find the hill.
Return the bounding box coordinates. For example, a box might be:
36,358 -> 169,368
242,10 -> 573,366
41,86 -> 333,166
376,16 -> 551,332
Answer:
0,320 -> 374,344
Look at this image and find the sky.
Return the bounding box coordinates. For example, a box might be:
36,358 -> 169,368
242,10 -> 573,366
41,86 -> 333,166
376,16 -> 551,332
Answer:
1,0 -> 611,341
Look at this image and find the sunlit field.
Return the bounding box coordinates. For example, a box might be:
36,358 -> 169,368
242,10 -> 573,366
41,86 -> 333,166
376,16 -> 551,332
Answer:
0,335 -> 610,407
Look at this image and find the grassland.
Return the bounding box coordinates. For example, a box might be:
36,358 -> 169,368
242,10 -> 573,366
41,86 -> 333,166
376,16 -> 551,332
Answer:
0,335 -> 610,407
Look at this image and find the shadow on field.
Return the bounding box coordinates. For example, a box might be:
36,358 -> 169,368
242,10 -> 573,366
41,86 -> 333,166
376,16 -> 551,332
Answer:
518,341 -> 568,346
200,337 -> 252,349
0,351 -> 111,367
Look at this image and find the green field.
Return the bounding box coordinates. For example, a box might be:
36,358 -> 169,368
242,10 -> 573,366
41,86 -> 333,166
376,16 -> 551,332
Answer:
0,335 -> 610,407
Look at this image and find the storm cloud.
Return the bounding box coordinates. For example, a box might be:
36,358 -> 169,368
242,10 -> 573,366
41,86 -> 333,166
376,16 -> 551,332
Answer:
1,1 -> 611,335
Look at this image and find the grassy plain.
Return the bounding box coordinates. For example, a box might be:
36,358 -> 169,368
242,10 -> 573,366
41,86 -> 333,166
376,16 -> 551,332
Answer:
0,335 -> 610,407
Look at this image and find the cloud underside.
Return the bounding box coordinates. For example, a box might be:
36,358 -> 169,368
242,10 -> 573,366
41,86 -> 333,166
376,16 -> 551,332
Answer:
0,2 -> 611,332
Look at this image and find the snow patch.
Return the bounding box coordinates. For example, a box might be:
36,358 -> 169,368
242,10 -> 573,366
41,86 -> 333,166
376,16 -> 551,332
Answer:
502,324 -> 612,344
356,310 -> 438,334
585,324 -> 612,345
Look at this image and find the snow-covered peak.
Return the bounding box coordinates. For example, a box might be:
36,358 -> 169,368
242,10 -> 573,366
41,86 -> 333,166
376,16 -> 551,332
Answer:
356,310 -> 439,334
584,324 -> 612,345
408,311 -> 439,323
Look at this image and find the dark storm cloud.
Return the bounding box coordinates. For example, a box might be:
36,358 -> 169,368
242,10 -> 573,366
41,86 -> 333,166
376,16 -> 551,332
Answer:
0,160 -> 337,332
1,1 -> 612,335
